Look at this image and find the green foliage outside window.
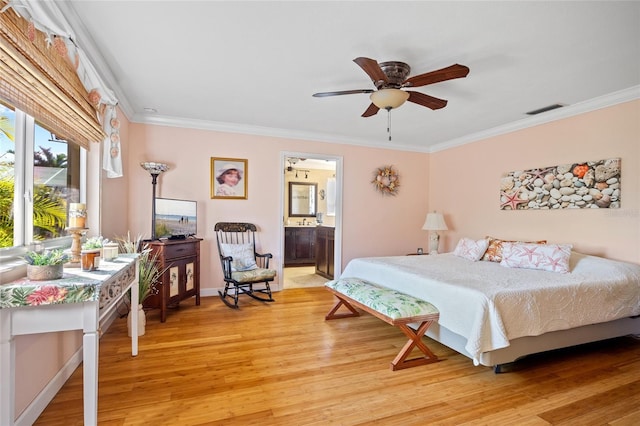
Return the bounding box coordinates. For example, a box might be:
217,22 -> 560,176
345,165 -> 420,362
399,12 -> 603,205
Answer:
0,112 -> 68,248
0,175 -> 13,247
0,175 -> 67,248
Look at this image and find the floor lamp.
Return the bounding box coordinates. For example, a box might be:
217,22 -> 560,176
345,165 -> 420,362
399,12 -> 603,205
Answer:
422,211 -> 448,255
140,162 -> 169,240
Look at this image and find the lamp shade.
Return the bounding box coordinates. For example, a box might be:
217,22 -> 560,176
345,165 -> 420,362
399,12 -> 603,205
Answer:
422,212 -> 448,231
140,161 -> 169,175
370,89 -> 410,110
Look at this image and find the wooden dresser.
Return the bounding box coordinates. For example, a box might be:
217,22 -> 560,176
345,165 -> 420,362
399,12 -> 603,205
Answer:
145,237 -> 202,322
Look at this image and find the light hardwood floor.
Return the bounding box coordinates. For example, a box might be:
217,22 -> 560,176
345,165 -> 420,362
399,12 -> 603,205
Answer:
36,288 -> 640,425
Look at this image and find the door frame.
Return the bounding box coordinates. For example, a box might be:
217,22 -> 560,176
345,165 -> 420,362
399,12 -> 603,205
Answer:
278,151 -> 343,290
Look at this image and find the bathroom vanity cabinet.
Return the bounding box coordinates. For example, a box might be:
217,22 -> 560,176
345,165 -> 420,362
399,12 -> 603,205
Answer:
315,226 -> 335,279
284,226 -> 316,266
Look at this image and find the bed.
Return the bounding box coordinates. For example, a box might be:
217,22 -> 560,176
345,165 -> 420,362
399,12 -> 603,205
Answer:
339,251 -> 640,370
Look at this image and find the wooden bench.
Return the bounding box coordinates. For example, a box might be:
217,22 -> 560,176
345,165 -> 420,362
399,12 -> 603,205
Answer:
324,277 -> 440,371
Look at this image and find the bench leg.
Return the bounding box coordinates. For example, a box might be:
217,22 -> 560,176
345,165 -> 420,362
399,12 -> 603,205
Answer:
325,296 -> 360,320
391,321 -> 439,371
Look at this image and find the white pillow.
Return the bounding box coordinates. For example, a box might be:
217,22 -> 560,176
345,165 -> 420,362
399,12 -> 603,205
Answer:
500,242 -> 573,273
453,238 -> 489,261
220,243 -> 257,272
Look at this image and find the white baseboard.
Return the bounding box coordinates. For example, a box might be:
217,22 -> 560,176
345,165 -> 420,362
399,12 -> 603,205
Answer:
201,288 -> 220,297
15,349 -> 82,426
201,286 -> 281,297
15,307 -> 122,425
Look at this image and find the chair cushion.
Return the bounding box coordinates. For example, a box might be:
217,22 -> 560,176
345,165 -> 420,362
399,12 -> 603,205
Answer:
220,243 -> 258,271
231,268 -> 277,283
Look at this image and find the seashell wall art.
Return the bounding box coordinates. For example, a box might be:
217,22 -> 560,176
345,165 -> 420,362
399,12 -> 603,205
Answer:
500,158 -> 620,210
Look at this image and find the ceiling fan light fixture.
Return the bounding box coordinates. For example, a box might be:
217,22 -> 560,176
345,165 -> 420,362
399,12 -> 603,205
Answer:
370,89 -> 410,110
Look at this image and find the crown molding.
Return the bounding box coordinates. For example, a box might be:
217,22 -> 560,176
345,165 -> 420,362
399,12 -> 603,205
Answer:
134,113 -> 425,153
428,85 -> 640,153
135,86 -> 638,154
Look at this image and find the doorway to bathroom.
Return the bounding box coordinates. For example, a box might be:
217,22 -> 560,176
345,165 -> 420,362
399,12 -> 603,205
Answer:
280,152 -> 342,290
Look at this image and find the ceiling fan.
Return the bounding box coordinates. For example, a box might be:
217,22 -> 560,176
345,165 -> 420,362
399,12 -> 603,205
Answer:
313,57 -> 470,118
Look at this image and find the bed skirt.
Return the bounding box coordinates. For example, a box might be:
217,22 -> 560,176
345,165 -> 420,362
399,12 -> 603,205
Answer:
425,315 -> 640,369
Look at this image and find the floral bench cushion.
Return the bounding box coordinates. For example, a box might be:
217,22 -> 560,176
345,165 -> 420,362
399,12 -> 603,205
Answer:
231,267 -> 276,283
325,277 -> 439,320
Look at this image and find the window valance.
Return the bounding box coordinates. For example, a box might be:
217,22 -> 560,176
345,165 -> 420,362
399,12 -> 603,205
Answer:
0,6 -> 104,149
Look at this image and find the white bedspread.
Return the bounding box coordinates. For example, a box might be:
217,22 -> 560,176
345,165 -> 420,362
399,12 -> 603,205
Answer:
340,253 -> 640,364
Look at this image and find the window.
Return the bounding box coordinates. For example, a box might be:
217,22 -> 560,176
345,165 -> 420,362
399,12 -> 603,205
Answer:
0,99 -> 83,254
326,177 -> 336,216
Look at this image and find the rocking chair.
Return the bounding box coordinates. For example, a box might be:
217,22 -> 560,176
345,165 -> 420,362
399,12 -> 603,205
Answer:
214,222 -> 276,308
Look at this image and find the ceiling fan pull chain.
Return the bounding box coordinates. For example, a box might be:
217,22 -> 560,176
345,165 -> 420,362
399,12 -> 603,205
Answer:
387,108 -> 392,141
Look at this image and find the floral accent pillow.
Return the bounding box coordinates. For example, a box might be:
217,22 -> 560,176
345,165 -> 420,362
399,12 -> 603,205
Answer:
481,236 -> 547,263
220,243 -> 257,272
500,242 -> 573,273
453,238 -> 489,261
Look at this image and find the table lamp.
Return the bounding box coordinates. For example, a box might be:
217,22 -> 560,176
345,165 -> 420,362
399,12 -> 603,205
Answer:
422,211 -> 448,254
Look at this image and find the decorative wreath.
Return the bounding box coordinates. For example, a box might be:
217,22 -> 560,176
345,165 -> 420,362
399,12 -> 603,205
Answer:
372,165 -> 400,196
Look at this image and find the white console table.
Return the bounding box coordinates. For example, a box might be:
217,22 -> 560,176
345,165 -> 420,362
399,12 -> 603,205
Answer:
0,254 -> 139,425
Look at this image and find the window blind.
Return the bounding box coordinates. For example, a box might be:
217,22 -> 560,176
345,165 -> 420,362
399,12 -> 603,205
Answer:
0,8 -> 104,150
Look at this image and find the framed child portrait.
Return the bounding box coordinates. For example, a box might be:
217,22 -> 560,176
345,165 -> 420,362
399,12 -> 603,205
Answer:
211,157 -> 248,199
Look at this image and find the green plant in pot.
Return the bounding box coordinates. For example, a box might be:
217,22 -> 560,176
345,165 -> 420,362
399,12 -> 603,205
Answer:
117,233 -> 163,304
24,249 -> 69,280
117,233 -> 165,336
82,236 -> 106,251
81,236 -> 107,271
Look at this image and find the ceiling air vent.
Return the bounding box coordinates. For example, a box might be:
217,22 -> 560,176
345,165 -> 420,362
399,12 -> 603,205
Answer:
526,103 -> 565,115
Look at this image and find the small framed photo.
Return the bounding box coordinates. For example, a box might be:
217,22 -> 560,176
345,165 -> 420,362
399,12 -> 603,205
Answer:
211,157 -> 248,199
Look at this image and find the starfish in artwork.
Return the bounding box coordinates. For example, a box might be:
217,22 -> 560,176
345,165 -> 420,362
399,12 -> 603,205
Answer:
500,188 -> 528,210
527,167 -> 555,181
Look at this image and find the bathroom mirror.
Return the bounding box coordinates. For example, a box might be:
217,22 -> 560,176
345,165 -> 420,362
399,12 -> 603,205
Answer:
289,182 -> 317,217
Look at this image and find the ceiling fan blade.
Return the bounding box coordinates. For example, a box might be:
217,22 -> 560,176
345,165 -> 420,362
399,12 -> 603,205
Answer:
353,57 -> 388,86
361,103 -> 380,117
407,91 -> 448,110
313,89 -> 374,97
403,64 -> 470,88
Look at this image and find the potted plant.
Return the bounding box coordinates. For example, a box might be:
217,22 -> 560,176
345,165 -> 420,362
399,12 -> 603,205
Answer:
24,249 -> 69,280
81,236 -> 107,270
117,232 -> 164,336
82,236 -> 106,251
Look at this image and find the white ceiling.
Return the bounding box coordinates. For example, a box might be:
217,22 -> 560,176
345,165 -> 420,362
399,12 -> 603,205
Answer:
59,1 -> 640,153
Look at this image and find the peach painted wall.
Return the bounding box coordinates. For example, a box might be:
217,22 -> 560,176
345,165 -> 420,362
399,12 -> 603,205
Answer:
126,124 -> 430,292
430,99 -> 640,263
100,106 -> 131,240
